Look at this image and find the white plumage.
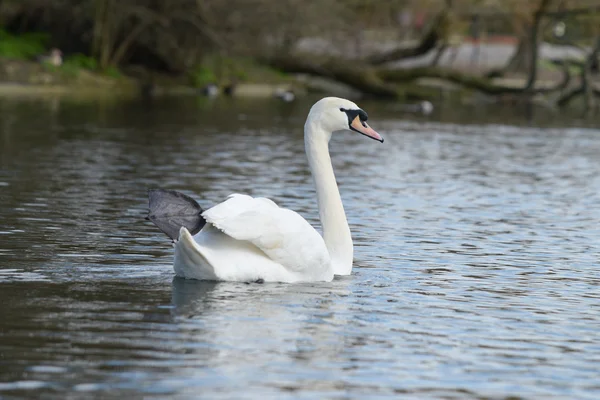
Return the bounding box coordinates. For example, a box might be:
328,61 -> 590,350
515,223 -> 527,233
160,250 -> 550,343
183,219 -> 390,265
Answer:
169,97 -> 383,283
174,194 -> 332,282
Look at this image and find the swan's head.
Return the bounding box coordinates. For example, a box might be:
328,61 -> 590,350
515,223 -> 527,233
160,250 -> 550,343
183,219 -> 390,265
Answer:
306,97 -> 383,143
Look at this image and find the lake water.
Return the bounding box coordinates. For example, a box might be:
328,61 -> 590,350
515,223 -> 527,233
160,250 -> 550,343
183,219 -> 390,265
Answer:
0,95 -> 599,399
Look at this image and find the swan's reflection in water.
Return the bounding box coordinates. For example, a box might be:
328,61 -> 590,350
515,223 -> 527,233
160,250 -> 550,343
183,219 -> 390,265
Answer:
169,277 -> 381,393
171,278 -> 221,317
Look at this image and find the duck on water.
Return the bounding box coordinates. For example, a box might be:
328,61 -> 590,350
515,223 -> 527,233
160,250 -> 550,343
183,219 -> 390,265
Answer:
147,97 -> 384,283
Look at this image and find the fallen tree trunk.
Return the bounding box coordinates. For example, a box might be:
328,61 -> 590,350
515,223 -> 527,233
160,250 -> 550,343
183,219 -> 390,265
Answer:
379,63 -> 570,95
265,56 -> 399,98
379,67 -> 524,95
265,52 -> 572,99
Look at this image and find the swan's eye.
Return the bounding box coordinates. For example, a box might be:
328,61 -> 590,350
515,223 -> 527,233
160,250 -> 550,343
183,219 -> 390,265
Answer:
341,108 -> 368,128
357,109 -> 368,122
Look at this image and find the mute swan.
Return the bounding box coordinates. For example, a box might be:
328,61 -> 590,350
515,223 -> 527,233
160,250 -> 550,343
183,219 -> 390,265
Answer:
147,97 -> 383,283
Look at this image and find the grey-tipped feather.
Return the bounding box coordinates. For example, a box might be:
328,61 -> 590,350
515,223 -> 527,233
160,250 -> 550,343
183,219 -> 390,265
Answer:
147,189 -> 206,241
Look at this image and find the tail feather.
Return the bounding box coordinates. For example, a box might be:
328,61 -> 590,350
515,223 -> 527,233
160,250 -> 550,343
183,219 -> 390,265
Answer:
147,189 -> 206,241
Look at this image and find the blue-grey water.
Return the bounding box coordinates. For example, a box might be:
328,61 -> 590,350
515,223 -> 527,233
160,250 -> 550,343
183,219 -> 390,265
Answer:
0,96 -> 599,399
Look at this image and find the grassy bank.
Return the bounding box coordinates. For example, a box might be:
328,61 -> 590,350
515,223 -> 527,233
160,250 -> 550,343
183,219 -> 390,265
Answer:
0,28 -> 136,96
0,28 -> 302,98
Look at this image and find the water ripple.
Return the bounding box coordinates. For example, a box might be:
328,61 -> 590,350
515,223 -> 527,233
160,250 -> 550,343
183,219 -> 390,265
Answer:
0,98 -> 599,399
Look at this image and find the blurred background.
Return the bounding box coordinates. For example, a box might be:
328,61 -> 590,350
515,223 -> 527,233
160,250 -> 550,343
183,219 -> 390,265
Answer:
1,1 -> 600,399
0,0 -> 598,112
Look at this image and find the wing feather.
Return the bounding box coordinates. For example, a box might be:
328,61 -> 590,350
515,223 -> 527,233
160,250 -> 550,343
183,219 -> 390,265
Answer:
202,194 -> 330,272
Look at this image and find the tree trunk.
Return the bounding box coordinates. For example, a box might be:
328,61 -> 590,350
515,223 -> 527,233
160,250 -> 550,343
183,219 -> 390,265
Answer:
365,8 -> 449,66
431,44 -> 448,67
555,38 -> 600,111
501,36 -> 533,76
583,37 -> 600,112
525,0 -> 552,92
92,0 -> 116,70
110,21 -> 150,66
487,0 -> 552,80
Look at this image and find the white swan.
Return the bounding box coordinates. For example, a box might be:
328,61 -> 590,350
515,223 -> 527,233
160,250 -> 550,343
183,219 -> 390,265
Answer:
147,97 -> 383,282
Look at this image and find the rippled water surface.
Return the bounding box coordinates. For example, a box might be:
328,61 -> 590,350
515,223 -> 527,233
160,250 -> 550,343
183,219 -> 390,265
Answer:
1,96 -> 599,399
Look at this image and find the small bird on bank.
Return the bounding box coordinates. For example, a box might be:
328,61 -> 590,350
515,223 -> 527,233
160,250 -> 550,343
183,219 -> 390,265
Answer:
37,48 -> 63,67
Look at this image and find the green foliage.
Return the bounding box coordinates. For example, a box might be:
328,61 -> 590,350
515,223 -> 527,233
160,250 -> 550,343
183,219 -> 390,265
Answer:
539,59 -> 582,76
103,66 -> 122,79
190,65 -> 217,87
191,55 -> 290,87
55,54 -> 97,78
0,29 -> 49,59
223,56 -> 290,82
64,53 -> 98,70
60,54 -> 122,79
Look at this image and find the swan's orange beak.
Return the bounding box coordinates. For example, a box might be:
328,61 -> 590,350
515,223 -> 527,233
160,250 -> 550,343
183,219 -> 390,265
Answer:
350,116 -> 383,143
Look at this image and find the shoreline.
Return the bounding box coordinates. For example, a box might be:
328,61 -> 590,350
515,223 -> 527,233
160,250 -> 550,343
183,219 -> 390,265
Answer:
0,82 -> 302,99
0,56 -> 300,100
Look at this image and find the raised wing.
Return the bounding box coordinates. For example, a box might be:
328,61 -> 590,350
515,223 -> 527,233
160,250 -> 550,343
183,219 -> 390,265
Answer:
147,189 -> 205,241
202,194 -> 330,272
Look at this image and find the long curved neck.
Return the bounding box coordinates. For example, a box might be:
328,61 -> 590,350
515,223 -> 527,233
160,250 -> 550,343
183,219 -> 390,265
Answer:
304,119 -> 353,275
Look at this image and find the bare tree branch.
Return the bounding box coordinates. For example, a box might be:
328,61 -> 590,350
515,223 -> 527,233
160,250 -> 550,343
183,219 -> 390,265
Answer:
365,9 -> 449,66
